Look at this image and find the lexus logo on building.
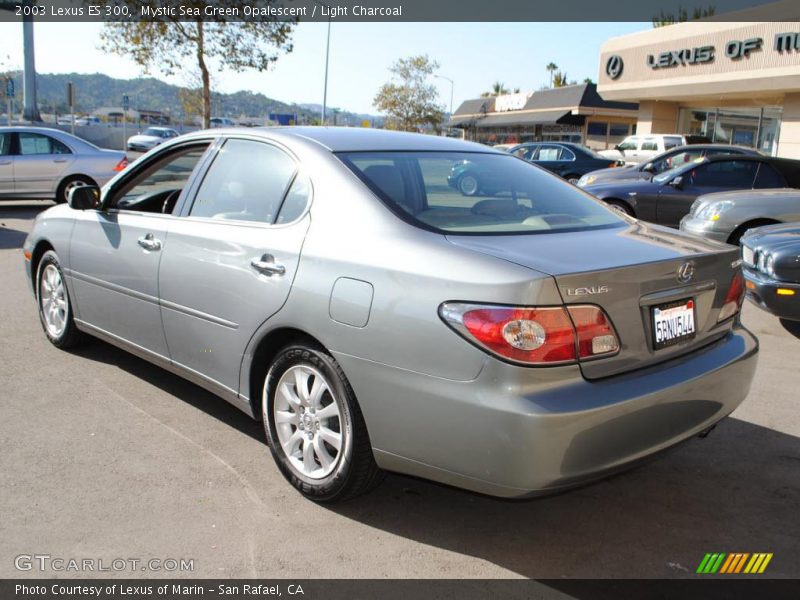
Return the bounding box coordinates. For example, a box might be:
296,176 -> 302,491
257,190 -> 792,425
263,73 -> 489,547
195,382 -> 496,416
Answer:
606,55 -> 624,80
677,261 -> 695,284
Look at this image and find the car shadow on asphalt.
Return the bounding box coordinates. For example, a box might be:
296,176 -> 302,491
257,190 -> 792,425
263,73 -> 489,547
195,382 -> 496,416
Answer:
61,335 -> 800,579
327,417 -> 800,578
0,226 -> 28,249
70,339 -> 265,443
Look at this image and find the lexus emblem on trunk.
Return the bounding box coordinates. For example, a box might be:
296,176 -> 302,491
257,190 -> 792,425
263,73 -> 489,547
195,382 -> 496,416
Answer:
677,261 -> 695,284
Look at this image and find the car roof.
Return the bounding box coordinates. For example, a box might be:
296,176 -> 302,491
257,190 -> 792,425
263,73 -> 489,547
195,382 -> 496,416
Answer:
244,126 -> 497,153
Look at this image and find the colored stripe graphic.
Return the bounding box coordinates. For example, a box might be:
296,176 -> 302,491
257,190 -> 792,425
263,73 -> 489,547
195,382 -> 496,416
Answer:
699,553 -> 773,574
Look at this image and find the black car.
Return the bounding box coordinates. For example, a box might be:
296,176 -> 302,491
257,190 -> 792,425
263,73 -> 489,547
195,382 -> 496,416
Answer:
741,223 -> 800,337
446,142 -> 622,195
582,155 -> 800,227
577,144 -> 762,188
508,142 -> 623,184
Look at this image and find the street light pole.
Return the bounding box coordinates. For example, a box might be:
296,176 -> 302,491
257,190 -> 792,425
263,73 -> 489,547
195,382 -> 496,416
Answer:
313,1 -> 332,126
435,74 -> 454,116
322,17 -> 331,125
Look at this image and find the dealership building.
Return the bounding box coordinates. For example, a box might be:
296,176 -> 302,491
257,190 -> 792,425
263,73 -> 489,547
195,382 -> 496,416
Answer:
449,83 -> 639,149
597,15 -> 800,158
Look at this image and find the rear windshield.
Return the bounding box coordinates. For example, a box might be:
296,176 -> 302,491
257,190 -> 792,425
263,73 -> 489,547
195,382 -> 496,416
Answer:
339,151 -> 624,235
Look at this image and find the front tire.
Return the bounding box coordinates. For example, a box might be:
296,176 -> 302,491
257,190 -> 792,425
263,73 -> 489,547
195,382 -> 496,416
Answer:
605,199 -> 633,216
263,345 -> 383,502
458,173 -> 480,196
36,250 -> 84,348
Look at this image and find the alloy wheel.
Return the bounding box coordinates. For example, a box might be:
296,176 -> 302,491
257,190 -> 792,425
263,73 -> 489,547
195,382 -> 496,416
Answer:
40,264 -> 68,337
273,365 -> 344,479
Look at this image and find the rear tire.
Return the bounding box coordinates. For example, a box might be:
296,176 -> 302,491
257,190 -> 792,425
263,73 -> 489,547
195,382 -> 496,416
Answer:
56,175 -> 95,204
36,250 -> 84,348
263,345 -> 384,502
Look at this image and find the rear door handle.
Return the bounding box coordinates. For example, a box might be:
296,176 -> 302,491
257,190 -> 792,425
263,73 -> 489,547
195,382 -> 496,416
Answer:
250,253 -> 285,276
137,233 -> 162,251
0,160 -> 11,165
53,158 -> 68,163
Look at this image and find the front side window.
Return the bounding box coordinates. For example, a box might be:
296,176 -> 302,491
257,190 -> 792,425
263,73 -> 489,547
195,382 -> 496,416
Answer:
340,151 -> 624,235
617,137 -> 638,151
18,133 -> 71,155
110,145 -> 210,213
0,133 -> 10,155
189,139 -> 296,224
654,149 -> 704,172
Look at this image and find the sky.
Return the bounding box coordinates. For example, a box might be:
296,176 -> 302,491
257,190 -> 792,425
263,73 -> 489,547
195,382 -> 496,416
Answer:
0,21 -> 650,116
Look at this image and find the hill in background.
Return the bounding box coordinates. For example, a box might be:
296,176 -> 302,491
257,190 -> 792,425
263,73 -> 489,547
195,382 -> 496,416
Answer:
4,71 -> 382,126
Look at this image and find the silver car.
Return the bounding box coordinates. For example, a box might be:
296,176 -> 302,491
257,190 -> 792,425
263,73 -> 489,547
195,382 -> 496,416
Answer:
23,127 -> 758,502
681,188 -> 800,245
0,126 -> 128,203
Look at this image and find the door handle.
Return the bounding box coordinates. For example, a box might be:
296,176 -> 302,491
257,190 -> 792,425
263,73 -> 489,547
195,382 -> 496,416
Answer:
0,160 -> 11,165
53,158 -> 68,163
137,233 -> 162,251
250,253 -> 285,276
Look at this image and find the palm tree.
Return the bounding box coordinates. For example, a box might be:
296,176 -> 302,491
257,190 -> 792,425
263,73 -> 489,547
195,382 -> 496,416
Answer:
480,81 -> 510,98
553,71 -> 569,88
546,62 -> 558,88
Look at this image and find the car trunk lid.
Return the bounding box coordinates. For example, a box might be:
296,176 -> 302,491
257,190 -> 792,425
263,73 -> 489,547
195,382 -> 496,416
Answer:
447,222 -> 741,379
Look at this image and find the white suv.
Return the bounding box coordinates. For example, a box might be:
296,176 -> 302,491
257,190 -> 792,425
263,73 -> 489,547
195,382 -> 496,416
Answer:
599,134 -> 707,165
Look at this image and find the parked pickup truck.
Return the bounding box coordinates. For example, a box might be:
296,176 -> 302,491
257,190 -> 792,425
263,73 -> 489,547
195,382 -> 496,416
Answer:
599,134 -> 710,165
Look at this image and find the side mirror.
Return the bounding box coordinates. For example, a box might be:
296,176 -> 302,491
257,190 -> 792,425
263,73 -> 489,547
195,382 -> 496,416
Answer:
641,162 -> 655,173
68,185 -> 101,210
615,144 -> 624,154
668,176 -> 683,189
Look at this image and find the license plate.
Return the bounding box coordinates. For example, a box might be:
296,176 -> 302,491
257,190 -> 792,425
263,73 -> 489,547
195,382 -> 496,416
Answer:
742,245 -> 754,266
652,298 -> 696,350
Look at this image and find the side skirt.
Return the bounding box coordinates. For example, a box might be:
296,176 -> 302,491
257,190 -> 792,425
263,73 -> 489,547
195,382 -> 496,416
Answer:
74,319 -> 256,418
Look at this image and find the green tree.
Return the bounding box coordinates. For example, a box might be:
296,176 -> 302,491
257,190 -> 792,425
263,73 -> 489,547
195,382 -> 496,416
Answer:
96,1 -> 294,128
553,71 -> 569,87
546,62 -> 559,87
373,55 -> 444,132
653,5 -> 715,27
481,81 -> 510,98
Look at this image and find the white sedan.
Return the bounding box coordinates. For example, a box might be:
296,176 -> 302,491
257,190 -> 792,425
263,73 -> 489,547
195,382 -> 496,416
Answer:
126,127 -> 179,152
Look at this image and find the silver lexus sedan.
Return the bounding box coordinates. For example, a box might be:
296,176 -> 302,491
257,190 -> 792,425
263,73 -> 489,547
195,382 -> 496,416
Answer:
1,126 -> 128,203
23,127 -> 758,502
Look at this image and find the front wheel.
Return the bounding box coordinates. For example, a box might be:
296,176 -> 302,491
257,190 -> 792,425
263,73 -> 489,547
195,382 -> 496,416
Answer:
458,174 -> 480,196
36,250 -> 84,348
605,200 -> 633,216
263,345 -> 383,502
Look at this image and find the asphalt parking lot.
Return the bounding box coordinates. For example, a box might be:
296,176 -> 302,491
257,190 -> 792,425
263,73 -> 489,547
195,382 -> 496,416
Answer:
1,200 -> 799,580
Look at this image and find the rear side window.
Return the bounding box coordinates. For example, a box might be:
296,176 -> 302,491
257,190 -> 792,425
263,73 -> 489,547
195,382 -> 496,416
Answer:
641,139 -> 658,151
664,136 -> 683,149
18,132 -> 71,155
190,139 -> 296,224
0,133 -> 10,155
276,172 -> 311,224
689,160 -> 758,188
340,151 -> 624,235
753,164 -> 786,189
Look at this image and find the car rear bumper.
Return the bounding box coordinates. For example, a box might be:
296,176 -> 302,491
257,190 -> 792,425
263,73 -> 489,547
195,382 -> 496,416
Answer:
743,267 -> 800,322
679,217 -> 730,244
336,324 -> 758,498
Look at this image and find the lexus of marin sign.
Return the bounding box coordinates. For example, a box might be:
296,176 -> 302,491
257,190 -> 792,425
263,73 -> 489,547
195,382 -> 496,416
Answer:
608,30 -> 800,77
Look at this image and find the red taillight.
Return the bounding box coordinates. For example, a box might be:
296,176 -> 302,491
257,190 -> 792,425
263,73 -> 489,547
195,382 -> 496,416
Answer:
718,271 -> 745,322
567,305 -> 620,359
113,158 -> 129,172
440,303 -> 619,366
